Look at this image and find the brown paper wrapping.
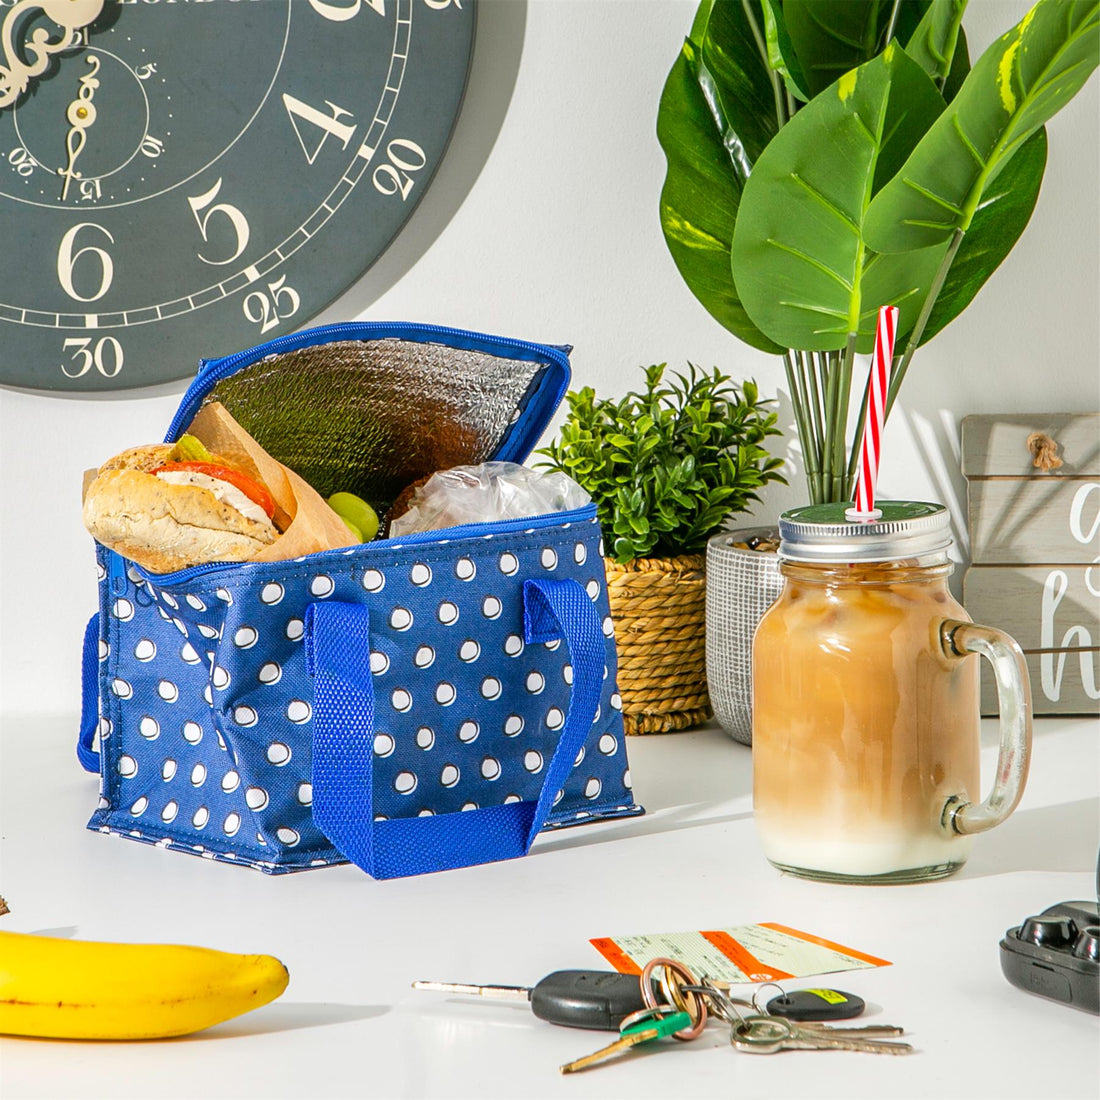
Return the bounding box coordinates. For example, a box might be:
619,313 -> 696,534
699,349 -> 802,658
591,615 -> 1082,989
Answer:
184,402 -> 357,561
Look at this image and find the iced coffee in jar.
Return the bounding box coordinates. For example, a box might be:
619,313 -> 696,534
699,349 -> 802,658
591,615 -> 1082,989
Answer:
753,502 -> 1032,885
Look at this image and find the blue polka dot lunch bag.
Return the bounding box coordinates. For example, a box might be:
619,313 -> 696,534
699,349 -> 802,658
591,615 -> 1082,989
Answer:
77,322 -> 642,878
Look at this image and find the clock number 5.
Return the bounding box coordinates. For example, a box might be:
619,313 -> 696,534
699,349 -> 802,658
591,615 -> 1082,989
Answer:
57,223 -> 114,302
61,336 -> 124,379
188,178 -> 250,266
372,138 -> 426,200
243,275 -> 301,334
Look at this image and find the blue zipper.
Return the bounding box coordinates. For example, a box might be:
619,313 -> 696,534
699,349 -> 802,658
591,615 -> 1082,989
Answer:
391,503 -> 596,544
138,503 -> 598,588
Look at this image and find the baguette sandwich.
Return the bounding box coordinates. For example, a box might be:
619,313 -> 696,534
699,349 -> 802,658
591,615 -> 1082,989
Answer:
83,434 -> 281,573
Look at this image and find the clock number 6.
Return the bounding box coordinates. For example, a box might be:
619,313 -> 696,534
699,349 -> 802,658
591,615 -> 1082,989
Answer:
61,336 -> 124,379
372,138 -> 426,201
57,223 -> 114,302
243,275 -> 301,334
188,178 -> 251,266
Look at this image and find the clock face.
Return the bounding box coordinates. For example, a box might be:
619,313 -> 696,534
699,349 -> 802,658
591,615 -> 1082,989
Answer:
0,0 -> 475,392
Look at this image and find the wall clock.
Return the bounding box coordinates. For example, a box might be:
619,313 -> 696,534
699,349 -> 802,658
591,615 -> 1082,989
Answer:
0,0 -> 475,392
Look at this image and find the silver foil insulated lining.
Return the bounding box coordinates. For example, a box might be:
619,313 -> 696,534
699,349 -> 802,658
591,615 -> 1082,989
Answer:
202,338 -> 547,518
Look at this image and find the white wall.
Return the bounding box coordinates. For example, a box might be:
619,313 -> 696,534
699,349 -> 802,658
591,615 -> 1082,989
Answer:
2,0 -> 1097,717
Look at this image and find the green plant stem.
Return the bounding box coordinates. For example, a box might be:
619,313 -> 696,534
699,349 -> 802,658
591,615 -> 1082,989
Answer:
741,0 -> 788,127
811,351 -> 829,447
783,350 -> 823,503
799,350 -> 825,463
820,349 -> 839,499
830,334 -> 858,502
884,0 -> 903,46
884,227 -> 966,423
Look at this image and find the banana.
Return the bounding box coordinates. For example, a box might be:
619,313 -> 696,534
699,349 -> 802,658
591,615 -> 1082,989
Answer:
0,930 -> 288,1040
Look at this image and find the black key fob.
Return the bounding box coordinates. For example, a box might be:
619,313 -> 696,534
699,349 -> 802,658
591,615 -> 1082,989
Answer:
766,988 -> 866,1021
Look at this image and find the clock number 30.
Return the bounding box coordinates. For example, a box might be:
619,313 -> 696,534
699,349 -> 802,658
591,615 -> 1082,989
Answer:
243,275 -> 301,333
61,336 -> 124,379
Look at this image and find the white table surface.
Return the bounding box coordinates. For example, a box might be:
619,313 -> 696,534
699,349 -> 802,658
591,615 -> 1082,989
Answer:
0,713 -> 1097,1100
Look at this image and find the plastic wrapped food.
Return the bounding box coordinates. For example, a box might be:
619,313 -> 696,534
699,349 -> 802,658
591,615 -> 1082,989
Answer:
389,462 -> 590,537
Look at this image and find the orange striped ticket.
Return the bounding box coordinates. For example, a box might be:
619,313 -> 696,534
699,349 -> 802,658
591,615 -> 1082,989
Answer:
590,924 -> 890,984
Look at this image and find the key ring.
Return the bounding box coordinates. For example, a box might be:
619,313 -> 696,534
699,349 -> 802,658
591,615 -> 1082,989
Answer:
639,957 -> 708,1041
679,982 -> 754,1025
752,981 -> 787,1014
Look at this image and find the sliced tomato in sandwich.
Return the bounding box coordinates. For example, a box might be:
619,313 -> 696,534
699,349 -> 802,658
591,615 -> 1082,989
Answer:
150,461 -> 276,519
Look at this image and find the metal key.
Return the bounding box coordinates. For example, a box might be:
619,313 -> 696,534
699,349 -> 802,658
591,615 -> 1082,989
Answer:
798,1022 -> 907,1039
730,1015 -> 913,1055
560,1008 -> 693,1073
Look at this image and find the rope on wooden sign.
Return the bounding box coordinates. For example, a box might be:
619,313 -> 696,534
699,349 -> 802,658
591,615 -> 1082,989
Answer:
1026,431 -> 1063,472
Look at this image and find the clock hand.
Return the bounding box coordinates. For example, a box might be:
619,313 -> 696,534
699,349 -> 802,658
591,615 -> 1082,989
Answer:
58,52 -> 100,200
0,0 -> 105,110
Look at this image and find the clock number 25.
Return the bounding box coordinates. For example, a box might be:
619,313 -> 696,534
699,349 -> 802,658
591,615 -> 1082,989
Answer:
243,275 -> 301,334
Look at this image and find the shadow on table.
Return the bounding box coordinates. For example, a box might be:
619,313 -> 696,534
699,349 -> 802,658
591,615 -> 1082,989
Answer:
535,804 -> 754,857
955,796 -> 1100,880
199,1002 -> 390,1040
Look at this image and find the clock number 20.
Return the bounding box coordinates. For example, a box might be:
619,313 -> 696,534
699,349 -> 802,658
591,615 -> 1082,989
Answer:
61,336 -> 124,379
372,138 -> 426,200
243,275 -> 301,333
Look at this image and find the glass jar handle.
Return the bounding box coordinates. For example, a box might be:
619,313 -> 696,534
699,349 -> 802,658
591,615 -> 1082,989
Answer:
939,620 -> 1033,836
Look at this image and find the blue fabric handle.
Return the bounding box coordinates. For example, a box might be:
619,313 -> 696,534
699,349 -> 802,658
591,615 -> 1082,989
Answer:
77,613 -> 101,774
305,578 -> 605,879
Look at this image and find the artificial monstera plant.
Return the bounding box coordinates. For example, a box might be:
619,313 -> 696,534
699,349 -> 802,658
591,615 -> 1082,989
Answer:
658,0 -> 1099,505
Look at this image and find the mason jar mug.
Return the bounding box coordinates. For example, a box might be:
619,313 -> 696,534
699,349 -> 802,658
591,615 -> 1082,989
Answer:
752,502 -> 1033,885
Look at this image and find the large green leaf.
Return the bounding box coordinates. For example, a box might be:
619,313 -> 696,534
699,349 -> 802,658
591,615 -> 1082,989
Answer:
940,25 -> 971,101
783,0 -> 930,98
922,126 -> 1047,343
657,2 -> 784,352
905,0 -> 968,87
762,0 -> 811,101
730,44 -> 948,352
865,0 -> 1099,251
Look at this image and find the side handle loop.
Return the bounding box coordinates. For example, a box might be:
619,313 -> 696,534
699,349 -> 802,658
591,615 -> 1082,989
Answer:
77,613 -> 101,774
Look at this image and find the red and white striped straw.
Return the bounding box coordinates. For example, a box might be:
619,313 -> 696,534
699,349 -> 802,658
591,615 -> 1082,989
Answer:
846,305 -> 898,523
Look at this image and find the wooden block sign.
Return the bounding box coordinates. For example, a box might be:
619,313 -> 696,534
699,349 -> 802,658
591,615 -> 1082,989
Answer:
968,479 -> 1100,564
963,566 -> 1100,651
980,649 -> 1099,717
962,413 -> 1100,716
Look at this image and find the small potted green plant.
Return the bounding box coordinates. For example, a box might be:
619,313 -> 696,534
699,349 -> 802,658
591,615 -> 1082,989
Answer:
538,363 -> 784,734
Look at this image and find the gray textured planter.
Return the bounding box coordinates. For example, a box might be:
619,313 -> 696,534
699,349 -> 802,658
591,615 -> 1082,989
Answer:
705,528 -> 783,745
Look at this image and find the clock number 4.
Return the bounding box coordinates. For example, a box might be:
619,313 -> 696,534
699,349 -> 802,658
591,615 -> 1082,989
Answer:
283,94 -> 356,164
373,138 -> 426,200
243,275 -> 300,334
188,178 -> 250,266
62,336 -> 123,379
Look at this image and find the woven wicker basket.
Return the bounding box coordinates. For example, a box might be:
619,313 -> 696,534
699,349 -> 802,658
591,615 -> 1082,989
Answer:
604,554 -> 711,735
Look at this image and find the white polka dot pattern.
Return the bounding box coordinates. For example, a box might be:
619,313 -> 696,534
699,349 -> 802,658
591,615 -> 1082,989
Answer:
85,513 -> 639,874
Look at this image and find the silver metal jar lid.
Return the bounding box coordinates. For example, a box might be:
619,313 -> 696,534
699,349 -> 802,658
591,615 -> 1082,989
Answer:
778,501 -> 951,563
